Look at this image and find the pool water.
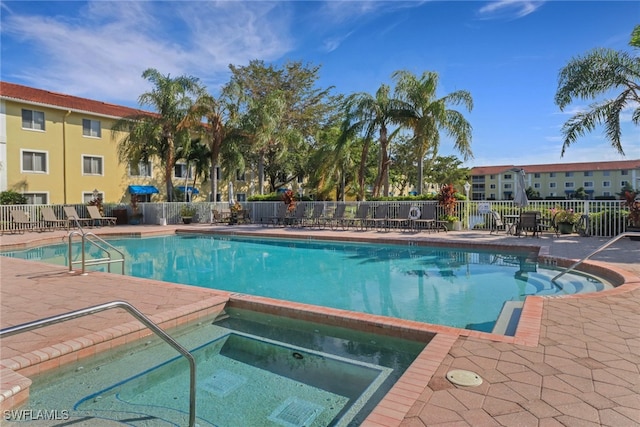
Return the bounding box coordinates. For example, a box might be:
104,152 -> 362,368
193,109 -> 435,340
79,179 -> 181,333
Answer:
20,309 -> 425,426
2,234 -> 609,332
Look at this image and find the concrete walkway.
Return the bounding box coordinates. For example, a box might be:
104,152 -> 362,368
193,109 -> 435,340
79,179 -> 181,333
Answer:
1,225 -> 638,426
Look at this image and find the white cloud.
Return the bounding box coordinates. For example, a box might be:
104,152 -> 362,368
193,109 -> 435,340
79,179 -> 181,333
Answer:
477,1 -> 544,20
1,1 -> 295,105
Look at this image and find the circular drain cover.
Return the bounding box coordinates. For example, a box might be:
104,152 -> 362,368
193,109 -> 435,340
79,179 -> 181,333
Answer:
446,369 -> 483,387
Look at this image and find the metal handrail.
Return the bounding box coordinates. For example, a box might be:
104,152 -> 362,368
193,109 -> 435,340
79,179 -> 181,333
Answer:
0,301 -> 197,427
67,224 -> 124,275
552,231 -> 640,283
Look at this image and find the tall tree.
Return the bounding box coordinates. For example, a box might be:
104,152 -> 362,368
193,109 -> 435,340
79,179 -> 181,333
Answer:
180,92 -> 240,201
393,70 -> 473,195
339,84 -> 402,199
113,68 -> 202,201
225,60 -> 335,193
555,24 -> 640,156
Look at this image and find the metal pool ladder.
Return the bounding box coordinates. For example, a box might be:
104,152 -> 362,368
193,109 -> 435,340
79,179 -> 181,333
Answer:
552,231 -> 640,284
67,219 -> 124,274
0,301 -> 198,427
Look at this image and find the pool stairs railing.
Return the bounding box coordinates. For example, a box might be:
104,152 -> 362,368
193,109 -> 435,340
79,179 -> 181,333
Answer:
0,300 -> 198,427
67,218 -> 125,275
552,231 -> 640,284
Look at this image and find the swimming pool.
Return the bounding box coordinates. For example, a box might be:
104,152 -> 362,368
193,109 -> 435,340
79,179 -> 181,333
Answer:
2,234 -> 609,333
19,308 -> 425,426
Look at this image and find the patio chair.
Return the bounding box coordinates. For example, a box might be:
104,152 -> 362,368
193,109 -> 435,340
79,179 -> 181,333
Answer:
10,210 -> 43,233
413,204 -> 448,232
344,204 -> 370,231
306,204 -> 325,228
489,211 -> 507,235
237,208 -> 252,224
517,211 -> 541,237
264,203 -> 288,227
211,209 -> 223,225
63,206 -> 94,228
366,204 -> 390,231
41,206 -> 69,231
87,206 -> 117,227
326,204 -> 347,230
288,203 -> 308,227
385,204 -> 412,232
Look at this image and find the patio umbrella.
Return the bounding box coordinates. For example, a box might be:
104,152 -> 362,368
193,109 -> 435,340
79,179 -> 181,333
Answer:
228,181 -> 235,207
513,168 -> 529,209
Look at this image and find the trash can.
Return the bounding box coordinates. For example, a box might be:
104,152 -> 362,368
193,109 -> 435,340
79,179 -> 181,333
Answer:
112,208 -> 128,225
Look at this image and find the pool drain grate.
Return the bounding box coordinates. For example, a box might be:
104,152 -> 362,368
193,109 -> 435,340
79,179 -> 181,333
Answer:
268,397 -> 324,427
198,369 -> 247,397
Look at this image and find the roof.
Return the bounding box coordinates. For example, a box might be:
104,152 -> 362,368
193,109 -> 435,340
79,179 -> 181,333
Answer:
471,160 -> 640,176
0,81 -> 152,119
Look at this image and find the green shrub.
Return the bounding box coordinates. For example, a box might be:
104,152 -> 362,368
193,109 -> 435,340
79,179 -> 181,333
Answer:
0,191 -> 27,205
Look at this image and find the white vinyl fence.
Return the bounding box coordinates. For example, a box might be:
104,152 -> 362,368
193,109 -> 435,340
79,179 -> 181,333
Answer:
0,200 -> 630,237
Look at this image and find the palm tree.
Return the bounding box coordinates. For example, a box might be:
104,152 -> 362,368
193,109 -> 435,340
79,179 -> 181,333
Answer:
180,92 -> 239,201
555,25 -> 640,156
175,138 -> 211,201
113,68 -> 202,201
339,84 -> 401,199
393,70 -> 473,195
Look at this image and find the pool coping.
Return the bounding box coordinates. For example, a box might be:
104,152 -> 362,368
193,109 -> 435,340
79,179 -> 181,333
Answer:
1,227 -> 638,425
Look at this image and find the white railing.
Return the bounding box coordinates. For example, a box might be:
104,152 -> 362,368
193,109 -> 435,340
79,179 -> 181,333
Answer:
0,200 -> 632,237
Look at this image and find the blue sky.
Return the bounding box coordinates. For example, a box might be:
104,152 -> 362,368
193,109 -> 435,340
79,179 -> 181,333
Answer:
2,1 -> 639,168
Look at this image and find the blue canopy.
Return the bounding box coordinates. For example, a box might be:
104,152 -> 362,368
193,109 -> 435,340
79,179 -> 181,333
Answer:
176,186 -> 199,194
128,185 -> 159,195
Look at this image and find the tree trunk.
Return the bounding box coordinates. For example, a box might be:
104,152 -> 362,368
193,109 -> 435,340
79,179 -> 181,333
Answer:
258,154 -> 265,195
416,156 -> 424,195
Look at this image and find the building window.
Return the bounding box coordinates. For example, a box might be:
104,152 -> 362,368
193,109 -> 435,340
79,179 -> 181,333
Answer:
216,166 -> 221,180
534,173 -> 541,178
621,170 -> 629,176
83,191 -> 104,203
503,183 -> 512,189
603,181 -> 611,187
549,172 -> 556,178
503,174 -> 512,180
236,169 -> 246,181
584,171 -> 593,177
490,184 -> 496,189
21,150 -> 48,173
549,192 -> 556,197
174,163 -> 192,179
82,156 -> 103,175
549,182 -> 556,188
534,183 -> 541,189
489,175 -> 495,179
129,161 -> 152,177
237,193 -> 247,202
82,119 -> 102,138
297,174 -> 304,183
621,181 -> 628,187
584,181 -> 594,188
565,172 -> 573,177
603,171 -> 610,176
603,191 -> 611,197
565,182 -> 574,188
21,109 -> 45,131
24,193 -> 48,204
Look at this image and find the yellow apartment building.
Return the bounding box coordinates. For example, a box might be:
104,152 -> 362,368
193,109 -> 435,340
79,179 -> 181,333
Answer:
470,161 -> 640,200
0,81 -> 265,205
